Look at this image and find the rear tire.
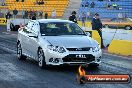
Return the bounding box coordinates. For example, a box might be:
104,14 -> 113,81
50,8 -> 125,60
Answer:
38,48 -> 46,69
17,42 -> 27,60
14,25 -> 20,31
10,23 -> 14,31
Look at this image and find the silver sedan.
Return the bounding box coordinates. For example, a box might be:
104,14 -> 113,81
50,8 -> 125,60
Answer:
17,19 -> 102,68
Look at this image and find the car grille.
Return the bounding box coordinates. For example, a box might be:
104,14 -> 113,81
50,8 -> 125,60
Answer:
62,54 -> 95,62
66,47 -> 91,51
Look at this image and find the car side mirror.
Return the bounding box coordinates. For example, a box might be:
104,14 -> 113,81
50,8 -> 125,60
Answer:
28,33 -> 38,38
85,32 -> 91,37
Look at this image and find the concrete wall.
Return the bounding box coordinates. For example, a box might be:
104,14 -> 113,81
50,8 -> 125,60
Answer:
102,28 -> 132,47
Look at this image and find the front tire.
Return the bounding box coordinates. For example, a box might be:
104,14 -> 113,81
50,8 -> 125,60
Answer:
38,48 -> 46,68
17,42 -> 27,60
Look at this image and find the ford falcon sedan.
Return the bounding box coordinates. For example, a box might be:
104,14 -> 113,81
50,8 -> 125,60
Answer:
17,19 -> 102,68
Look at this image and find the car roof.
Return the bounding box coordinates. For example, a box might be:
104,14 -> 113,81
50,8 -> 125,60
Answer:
36,19 -> 74,23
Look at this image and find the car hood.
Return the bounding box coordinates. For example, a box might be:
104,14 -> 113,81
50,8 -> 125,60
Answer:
43,35 -> 98,48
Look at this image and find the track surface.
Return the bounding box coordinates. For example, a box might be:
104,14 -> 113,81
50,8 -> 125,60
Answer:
0,26 -> 132,88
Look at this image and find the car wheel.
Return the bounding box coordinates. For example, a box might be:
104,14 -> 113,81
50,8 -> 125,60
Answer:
14,25 -> 20,31
17,42 -> 27,60
38,48 -> 46,68
10,23 -> 14,31
125,26 -> 131,30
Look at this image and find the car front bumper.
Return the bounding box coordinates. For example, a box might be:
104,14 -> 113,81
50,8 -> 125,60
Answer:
44,49 -> 102,65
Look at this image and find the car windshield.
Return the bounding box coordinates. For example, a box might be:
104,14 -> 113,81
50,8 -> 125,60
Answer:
40,22 -> 86,36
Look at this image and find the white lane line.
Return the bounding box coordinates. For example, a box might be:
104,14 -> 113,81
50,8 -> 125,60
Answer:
0,44 -> 16,54
0,62 -> 36,81
2,32 -> 10,34
103,52 -> 132,60
11,34 -> 17,36
2,31 -> 17,34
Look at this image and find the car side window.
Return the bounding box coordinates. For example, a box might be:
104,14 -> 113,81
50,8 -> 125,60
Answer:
69,23 -> 83,34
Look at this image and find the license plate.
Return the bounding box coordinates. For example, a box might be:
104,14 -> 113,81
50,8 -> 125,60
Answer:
75,54 -> 86,58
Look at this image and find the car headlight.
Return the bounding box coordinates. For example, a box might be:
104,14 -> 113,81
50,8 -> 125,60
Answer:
47,45 -> 66,53
92,45 -> 101,52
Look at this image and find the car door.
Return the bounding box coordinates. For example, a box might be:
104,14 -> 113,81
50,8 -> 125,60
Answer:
20,21 -> 31,54
22,21 -> 34,56
27,22 -> 40,60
